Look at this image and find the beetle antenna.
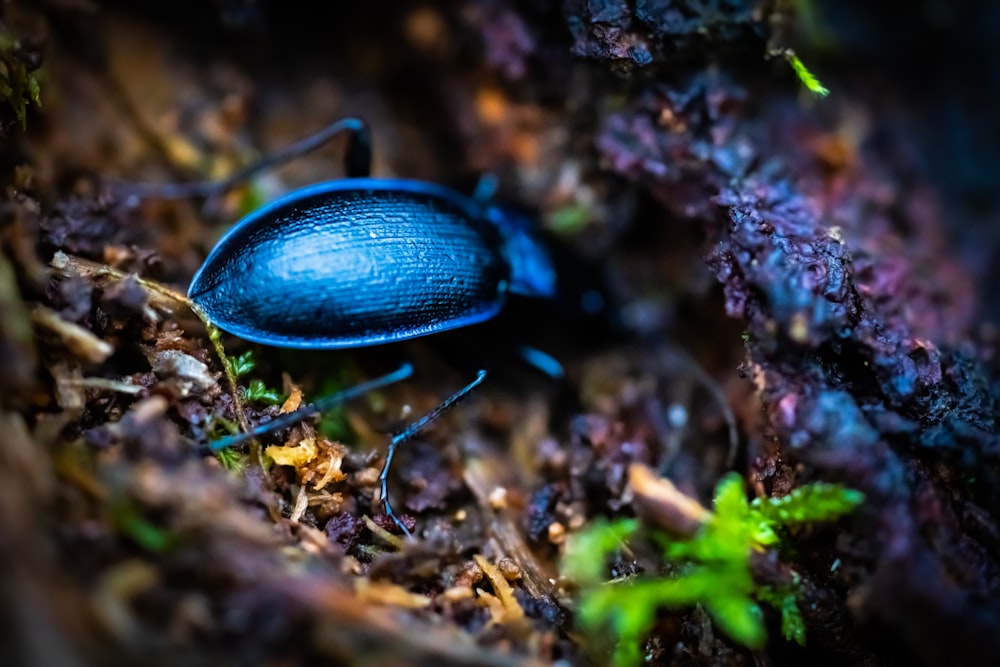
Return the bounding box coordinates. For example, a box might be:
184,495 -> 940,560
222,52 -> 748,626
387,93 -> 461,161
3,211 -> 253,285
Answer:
649,341 -> 740,469
207,363 -> 413,452
116,117 -> 372,202
379,369 -> 487,536
471,172 -> 499,202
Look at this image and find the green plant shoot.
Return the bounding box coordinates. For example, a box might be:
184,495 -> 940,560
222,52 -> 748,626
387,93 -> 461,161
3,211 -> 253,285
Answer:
564,474 -> 863,666
0,35 -> 41,129
229,350 -> 257,378
785,51 -> 829,97
243,379 -> 283,405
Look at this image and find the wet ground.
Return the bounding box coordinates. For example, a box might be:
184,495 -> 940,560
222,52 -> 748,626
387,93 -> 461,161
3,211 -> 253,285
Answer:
1,2 -> 999,666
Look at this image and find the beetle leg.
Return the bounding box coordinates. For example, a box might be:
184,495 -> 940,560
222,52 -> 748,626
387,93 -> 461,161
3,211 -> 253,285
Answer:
472,172 -> 499,202
203,116 -> 373,198
204,363 -> 413,451
649,343 -> 740,469
379,369 -> 488,536
342,119 -> 372,178
115,117 -> 373,201
516,344 -> 565,380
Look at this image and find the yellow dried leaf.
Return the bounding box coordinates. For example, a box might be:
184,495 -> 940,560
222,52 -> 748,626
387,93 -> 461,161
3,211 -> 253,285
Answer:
473,554 -> 524,624
280,382 -> 303,412
476,588 -> 505,625
355,579 -> 431,609
267,436 -> 348,490
266,438 -> 318,467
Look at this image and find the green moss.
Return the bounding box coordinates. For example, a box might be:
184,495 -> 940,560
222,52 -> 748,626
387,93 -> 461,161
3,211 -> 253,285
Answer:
751,481 -> 864,525
229,350 -> 257,378
786,52 -> 830,97
0,35 -> 41,130
562,518 -> 639,585
564,474 -> 863,665
757,579 -> 807,645
237,180 -> 271,218
111,500 -> 176,553
243,378 -> 283,405
311,370 -> 358,441
545,204 -> 591,236
215,446 -> 245,472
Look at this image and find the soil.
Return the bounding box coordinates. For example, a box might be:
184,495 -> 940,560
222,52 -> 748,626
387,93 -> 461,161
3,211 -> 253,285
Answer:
1,2 -> 998,666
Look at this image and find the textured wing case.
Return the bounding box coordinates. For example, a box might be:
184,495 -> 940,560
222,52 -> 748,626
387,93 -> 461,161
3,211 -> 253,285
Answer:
188,182 -> 510,348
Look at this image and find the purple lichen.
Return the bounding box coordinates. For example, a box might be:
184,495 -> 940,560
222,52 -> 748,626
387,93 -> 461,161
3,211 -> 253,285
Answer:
597,71 -> 1000,662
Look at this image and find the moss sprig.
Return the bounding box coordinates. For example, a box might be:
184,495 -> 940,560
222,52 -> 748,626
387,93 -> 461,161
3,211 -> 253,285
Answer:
563,473 -> 863,665
0,34 -> 41,129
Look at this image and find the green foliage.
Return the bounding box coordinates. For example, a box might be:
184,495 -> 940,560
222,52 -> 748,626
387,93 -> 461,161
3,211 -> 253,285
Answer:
545,204 -> 591,236
752,482 -> 864,526
311,369 -> 363,441
111,500 -> 175,553
229,350 -> 257,378
785,51 -> 829,97
757,579 -> 807,645
215,446 -> 245,472
765,0 -> 831,98
243,378 -> 283,405
317,408 -> 351,442
222,349 -> 357,444
205,414 -> 246,469
562,518 -> 639,584
564,474 -> 863,666
238,181 -> 271,217
0,35 -> 41,130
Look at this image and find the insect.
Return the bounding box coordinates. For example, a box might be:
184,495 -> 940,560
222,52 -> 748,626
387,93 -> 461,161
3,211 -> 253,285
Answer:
209,362 -> 487,538
158,117 -> 603,534
186,119 -> 560,349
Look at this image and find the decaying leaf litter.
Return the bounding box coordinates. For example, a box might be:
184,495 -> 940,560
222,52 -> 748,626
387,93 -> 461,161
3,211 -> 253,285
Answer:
2,2 -> 1000,666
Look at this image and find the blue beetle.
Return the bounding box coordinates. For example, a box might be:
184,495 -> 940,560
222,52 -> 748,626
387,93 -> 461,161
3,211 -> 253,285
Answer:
188,180 -> 559,348
186,118 -> 564,349
175,117 -> 609,534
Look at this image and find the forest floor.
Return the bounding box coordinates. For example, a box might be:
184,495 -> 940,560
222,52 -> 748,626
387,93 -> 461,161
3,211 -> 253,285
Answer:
1,2 -> 999,666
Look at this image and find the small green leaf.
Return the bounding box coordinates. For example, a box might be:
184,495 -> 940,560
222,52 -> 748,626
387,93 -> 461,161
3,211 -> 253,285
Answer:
0,35 -> 43,130
567,474 -> 863,665
243,379 -> 283,404
215,447 -> 245,472
786,52 -> 830,97
206,414 -> 239,438
577,581 -> 658,667
779,593 -> 806,645
229,350 -> 256,378
757,584 -> 807,646
752,521 -> 779,547
238,180 -> 271,217
317,408 -> 351,441
752,483 -> 864,526
112,501 -> 175,553
611,638 -> 643,667
712,473 -> 751,520
545,204 -> 590,236
563,518 -> 638,586
707,594 -> 766,649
